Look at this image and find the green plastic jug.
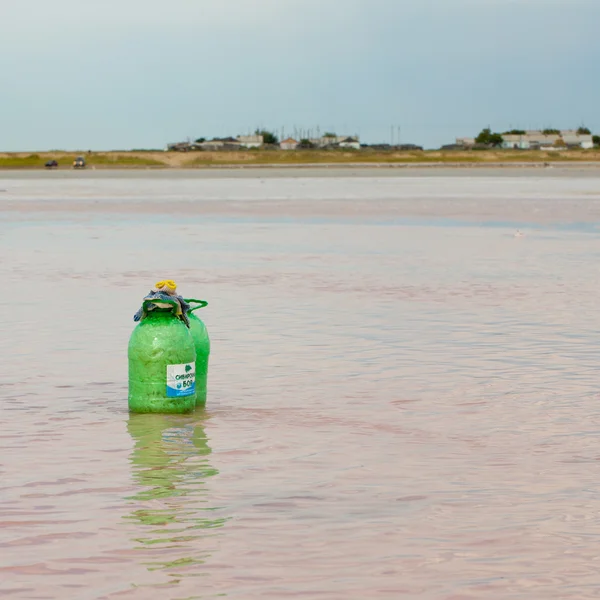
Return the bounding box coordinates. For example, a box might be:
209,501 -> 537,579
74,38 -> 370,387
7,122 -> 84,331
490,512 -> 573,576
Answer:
128,308 -> 197,414
186,300 -> 211,408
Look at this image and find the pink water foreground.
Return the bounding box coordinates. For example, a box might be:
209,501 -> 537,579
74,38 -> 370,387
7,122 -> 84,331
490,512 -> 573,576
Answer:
3,170 -> 600,599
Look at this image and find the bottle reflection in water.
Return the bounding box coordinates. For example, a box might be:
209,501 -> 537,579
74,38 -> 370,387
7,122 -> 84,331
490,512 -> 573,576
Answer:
126,413 -> 226,576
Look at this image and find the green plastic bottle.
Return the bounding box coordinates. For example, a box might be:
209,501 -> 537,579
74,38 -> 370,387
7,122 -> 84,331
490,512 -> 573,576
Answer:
128,309 -> 197,414
187,310 -> 211,407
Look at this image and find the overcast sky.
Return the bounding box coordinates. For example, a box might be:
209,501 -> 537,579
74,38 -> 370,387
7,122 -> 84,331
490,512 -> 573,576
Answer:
1,0 -> 598,150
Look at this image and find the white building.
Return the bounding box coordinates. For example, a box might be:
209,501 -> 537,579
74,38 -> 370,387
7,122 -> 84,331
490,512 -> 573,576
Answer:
501,134 -> 533,149
309,134 -> 360,148
502,130 -> 593,150
280,137 -> 299,150
338,137 -> 360,150
237,135 -> 264,148
562,130 -> 594,149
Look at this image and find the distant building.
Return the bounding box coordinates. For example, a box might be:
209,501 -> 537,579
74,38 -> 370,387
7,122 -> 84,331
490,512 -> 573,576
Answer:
338,137 -> 360,150
198,137 -> 242,150
309,134 -> 360,148
320,135 -> 341,147
237,135 -> 264,148
562,130 -> 594,149
502,130 -> 593,150
366,143 -> 423,151
280,137 -> 299,150
166,142 -> 192,152
456,137 -> 475,147
501,135 -> 530,150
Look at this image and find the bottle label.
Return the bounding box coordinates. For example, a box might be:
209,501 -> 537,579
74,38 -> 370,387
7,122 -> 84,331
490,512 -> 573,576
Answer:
166,362 -> 196,397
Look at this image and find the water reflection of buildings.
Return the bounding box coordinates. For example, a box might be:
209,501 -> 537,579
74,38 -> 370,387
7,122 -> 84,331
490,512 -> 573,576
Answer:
126,413 -> 226,575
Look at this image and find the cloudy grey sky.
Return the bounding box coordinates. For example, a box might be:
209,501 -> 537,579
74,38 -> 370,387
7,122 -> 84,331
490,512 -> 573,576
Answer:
1,0 -> 598,150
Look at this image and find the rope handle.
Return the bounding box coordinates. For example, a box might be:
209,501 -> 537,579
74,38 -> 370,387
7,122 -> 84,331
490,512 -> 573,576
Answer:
185,298 -> 208,313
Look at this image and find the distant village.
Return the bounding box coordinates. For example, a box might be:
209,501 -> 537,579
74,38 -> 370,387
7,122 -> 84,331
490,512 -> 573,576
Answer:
166,127 -> 600,153
166,131 -> 423,152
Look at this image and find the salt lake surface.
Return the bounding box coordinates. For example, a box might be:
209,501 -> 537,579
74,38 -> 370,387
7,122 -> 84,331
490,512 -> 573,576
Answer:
3,168 -> 600,599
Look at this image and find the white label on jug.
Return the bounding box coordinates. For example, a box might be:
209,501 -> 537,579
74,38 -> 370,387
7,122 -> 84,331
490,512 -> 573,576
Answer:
166,363 -> 196,398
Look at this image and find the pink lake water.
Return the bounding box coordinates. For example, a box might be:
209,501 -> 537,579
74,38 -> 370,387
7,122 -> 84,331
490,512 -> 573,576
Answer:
3,168 -> 600,599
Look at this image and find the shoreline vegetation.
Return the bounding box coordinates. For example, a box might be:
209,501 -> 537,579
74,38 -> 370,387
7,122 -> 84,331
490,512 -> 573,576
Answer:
4,149 -> 600,169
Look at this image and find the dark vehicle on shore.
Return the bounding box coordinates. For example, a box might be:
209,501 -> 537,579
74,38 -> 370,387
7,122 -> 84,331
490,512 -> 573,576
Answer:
45,159 -> 58,169
73,156 -> 86,169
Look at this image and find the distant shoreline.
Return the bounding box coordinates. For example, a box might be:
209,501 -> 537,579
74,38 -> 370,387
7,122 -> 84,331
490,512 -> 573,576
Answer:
3,150 -> 600,170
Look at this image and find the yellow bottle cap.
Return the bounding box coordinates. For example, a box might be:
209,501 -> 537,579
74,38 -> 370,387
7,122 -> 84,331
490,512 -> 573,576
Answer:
155,280 -> 177,291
